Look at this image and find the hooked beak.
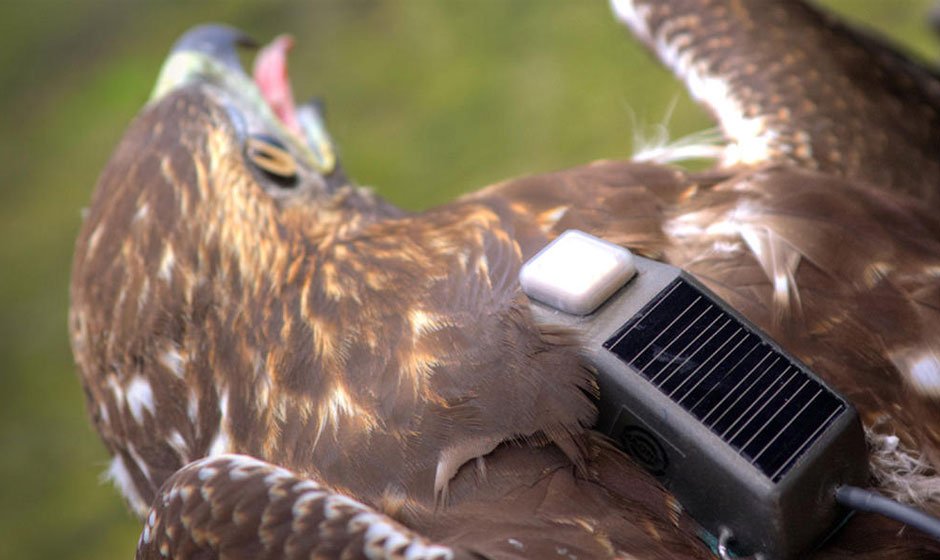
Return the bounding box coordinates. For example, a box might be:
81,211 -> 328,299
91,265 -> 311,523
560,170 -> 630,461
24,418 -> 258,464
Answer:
170,24 -> 258,72
151,24 -> 337,176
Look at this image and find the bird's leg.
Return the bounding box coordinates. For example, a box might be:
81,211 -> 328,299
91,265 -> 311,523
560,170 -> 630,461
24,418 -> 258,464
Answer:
137,454 -> 473,560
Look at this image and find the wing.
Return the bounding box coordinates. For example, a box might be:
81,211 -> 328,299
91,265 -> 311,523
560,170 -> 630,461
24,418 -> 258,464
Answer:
138,444 -> 715,560
138,438 -> 939,560
667,167 -> 940,469
611,0 -> 940,200
464,159 -> 704,260
137,454 -> 471,560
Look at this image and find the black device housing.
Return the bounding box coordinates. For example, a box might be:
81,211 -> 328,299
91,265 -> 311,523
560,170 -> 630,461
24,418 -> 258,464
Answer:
527,255 -> 868,559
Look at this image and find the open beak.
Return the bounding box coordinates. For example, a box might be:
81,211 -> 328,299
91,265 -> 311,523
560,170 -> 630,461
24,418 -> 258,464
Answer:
151,24 -> 337,176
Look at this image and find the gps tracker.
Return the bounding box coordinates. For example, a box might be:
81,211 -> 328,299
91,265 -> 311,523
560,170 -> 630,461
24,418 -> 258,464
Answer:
521,230 -> 868,559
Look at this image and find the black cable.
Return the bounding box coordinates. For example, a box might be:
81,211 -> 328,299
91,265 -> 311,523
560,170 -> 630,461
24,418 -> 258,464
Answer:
835,485 -> 940,540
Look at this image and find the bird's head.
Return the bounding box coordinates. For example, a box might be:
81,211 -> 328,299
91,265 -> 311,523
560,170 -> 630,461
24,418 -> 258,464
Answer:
152,24 -> 340,192
71,24 -> 400,332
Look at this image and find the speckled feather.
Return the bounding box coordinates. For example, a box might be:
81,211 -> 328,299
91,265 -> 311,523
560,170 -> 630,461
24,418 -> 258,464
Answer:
70,2 -> 940,559
613,0 -> 940,200
71,90 -> 709,559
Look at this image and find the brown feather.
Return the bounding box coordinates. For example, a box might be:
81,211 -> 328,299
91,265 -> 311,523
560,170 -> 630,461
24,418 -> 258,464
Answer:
70,2 -> 940,558
614,0 -> 940,199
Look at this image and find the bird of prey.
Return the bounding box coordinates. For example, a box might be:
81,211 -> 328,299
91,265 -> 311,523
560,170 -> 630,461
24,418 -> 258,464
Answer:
69,1 -> 940,558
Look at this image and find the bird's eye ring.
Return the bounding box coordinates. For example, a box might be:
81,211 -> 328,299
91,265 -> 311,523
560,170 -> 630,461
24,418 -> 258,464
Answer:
246,134 -> 298,186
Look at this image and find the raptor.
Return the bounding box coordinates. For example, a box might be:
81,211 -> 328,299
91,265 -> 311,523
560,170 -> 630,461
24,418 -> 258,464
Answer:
70,1 -> 940,558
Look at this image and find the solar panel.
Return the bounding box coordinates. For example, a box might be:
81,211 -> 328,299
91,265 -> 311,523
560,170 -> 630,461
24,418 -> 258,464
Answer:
603,278 -> 844,482
522,231 -> 868,558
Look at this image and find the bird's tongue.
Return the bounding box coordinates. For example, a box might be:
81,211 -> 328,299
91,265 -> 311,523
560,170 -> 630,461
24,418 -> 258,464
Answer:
252,34 -> 301,135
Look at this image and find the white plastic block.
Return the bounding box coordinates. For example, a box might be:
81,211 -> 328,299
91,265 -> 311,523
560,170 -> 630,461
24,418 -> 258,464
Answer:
519,230 -> 636,315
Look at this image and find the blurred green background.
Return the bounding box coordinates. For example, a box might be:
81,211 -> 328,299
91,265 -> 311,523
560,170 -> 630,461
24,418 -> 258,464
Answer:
0,1 -> 935,558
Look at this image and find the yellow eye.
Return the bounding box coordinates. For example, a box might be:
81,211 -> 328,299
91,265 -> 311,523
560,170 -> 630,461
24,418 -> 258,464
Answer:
246,134 -> 298,185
